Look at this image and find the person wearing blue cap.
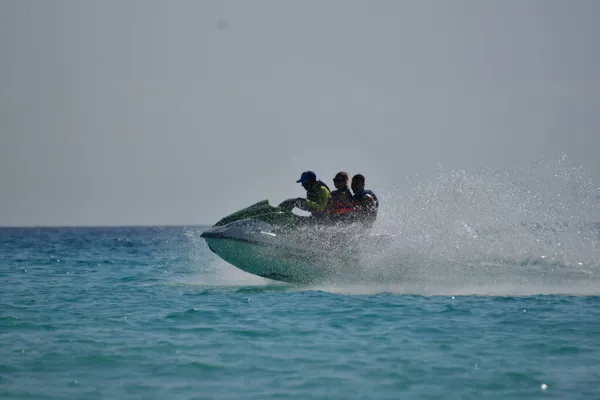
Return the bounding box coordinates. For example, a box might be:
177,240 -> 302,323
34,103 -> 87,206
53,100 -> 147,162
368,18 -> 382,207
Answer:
279,171 -> 331,220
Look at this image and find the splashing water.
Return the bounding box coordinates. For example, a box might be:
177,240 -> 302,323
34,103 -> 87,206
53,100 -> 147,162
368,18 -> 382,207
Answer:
365,154 -> 600,294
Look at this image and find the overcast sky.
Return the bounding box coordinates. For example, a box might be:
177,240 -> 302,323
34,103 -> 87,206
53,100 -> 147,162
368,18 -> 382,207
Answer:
1,0 -> 599,226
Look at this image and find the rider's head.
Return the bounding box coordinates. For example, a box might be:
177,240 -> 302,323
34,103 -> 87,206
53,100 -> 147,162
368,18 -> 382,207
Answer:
333,171 -> 349,190
296,170 -> 317,190
351,174 -> 365,193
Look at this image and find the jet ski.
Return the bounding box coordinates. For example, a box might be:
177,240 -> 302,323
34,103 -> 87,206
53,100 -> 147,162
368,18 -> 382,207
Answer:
200,199 -> 393,284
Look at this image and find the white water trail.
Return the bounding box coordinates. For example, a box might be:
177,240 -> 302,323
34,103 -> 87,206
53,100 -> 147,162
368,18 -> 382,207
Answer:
347,154 -> 600,295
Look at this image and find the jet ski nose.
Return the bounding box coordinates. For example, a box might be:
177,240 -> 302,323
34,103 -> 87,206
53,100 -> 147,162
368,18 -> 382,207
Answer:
200,227 -> 223,239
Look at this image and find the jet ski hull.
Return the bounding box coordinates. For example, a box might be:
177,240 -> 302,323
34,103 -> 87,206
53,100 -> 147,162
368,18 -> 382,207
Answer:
200,200 -> 392,284
201,218 -> 364,283
203,235 -> 331,283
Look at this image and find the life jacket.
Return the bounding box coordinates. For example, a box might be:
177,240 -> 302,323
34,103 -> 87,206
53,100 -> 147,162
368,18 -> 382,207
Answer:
353,189 -> 379,220
307,180 -> 331,217
329,188 -> 354,215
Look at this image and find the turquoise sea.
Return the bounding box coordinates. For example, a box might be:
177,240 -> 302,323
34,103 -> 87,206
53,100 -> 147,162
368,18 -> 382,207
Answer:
2,224 -> 600,400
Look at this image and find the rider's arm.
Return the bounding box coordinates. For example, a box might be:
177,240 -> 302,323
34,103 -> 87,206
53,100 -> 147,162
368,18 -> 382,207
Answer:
354,194 -> 375,212
363,194 -> 375,210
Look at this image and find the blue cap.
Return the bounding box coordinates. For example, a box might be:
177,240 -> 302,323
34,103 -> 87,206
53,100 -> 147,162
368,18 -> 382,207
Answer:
296,170 -> 317,183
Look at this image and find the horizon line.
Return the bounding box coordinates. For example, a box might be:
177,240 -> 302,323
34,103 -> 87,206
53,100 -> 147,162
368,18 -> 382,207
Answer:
0,223 -> 211,229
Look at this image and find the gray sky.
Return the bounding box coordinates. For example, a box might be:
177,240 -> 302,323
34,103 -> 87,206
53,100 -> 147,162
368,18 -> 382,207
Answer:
1,0 -> 599,226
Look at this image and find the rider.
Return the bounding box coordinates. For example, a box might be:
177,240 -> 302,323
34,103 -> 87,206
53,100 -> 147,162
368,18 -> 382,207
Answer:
350,173 -> 379,228
280,171 -> 331,220
327,171 -> 354,221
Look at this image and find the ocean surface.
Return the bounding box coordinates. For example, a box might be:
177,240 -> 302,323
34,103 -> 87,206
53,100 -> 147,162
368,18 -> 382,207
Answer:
2,224 -> 600,400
